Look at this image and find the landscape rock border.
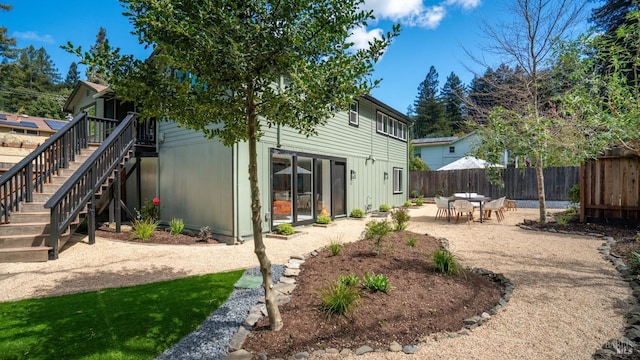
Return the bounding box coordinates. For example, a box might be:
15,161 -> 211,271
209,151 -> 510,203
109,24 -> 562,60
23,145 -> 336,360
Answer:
517,223 -> 639,359
224,238 -> 514,359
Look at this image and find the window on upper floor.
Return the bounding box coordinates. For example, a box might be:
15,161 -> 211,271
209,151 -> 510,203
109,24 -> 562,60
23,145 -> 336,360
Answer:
376,111 -> 407,142
393,167 -> 403,194
449,146 -> 455,153
349,101 -> 359,126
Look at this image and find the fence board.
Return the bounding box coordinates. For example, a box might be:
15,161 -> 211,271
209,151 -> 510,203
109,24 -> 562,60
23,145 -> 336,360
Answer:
409,167 -> 579,201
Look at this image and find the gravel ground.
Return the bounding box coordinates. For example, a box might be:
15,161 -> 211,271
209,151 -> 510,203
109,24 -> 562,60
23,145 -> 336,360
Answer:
0,205 -> 631,359
514,199 -> 569,209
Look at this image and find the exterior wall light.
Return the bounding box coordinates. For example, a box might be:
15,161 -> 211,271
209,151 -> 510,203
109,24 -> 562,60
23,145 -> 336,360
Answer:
384,172 -> 389,180
350,169 -> 356,180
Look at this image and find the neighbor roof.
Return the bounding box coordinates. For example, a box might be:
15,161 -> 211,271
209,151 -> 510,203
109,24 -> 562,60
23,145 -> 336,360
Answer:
0,112 -> 67,133
412,131 -> 477,146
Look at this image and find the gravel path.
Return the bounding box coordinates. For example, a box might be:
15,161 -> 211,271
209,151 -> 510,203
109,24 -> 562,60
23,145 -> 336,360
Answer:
0,205 -> 632,359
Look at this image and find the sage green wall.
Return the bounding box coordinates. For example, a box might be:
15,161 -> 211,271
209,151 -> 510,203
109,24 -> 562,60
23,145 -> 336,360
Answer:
157,122 -> 235,239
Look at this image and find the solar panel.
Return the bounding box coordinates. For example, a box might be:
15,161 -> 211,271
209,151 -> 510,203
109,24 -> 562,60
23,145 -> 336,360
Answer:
0,114 -> 6,120
0,120 -> 39,129
44,119 -> 67,131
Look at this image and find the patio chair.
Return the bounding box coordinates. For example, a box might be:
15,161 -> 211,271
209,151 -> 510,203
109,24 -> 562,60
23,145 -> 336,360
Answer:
434,196 -> 451,220
483,197 -> 506,222
452,200 -> 474,223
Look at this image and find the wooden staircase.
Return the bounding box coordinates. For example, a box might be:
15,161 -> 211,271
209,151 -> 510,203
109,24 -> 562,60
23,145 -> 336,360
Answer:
0,148 -> 98,262
0,112 -> 142,263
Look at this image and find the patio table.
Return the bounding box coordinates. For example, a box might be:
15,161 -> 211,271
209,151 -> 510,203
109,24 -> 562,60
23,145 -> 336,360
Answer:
447,196 -> 491,223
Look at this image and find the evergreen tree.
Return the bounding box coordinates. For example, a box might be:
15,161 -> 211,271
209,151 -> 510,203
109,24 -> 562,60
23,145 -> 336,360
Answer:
0,4 -> 16,61
86,27 -> 107,84
590,0 -> 638,33
412,66 -> 448,138
440,72 -> 466,133
65,62 -> 80,86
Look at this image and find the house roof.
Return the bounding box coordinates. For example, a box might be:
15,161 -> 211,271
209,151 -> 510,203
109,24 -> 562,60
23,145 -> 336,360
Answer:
0,112 -> 67,134
362,94 -> 411,123
412,131 -> 477,147
63,80 -> 110,112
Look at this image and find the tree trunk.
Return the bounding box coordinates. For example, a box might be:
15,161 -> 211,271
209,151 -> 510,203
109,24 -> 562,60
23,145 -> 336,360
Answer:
247,93 -> 283,331
535,156 -> 546,223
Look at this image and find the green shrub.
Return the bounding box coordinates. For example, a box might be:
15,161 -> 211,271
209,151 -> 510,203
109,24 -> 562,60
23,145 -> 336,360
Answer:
135,197 -> 161,221
391,207 -> 410,230
339,274 -> 359,287
362,272 -> 392,293
556,213 -> 575,226
350,208 -> 364,218
276,223 -> 295,235
378,204 -> 391,212
568,184 -> 580,206
364,220 -> 393,255
328,239 -> 342,256
433,248 -> 461,276
170,218 -> 185,236
415,196 -> 424,206
410,189 -> 420,198
407,237 -> 417,247
316,215 -> 332,224
404,200 -> 412,207
319,280 -> 360,318
132,218 -> 159,241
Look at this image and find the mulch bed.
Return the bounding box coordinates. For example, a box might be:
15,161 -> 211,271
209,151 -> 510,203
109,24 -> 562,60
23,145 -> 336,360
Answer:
93,224 -> 222,245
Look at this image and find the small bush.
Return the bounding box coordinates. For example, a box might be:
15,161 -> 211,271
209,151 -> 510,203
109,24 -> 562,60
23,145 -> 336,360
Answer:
407,237 -> 417,247
277,223 -> 295,236
364,220 -> 393,255
403,200 -> 412,207
170,218 -> 185,236
132,218 -> 159,241
556,213 -> 575,226
316,215 -> 332,224
378,204 -> 391,212
328,239 -> 342,256
319,280 -> 360,318
136,197 -> 161,221
391,207 -> 410,230
410,189 -> 420,198
339,274 -> 359,287
350,208 -> 364,218
362,272 -> 392,293
433,248 -> 461,276
568,184 -> 580,206
415,196 -> 424,206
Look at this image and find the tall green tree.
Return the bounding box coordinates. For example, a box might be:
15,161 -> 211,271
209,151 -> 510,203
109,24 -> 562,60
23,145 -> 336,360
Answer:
590,0 -> 639,33
85,27 -> 107,84
0,3 -> 15,61
66,0 -> 399,331
440,72 -> 466,133
472,0 -> 588,222
413,66 -> 447,138
65,62 -> 81,87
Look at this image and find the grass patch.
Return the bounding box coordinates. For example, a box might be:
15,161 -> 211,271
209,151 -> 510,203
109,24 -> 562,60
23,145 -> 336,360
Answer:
0,270 -> 244,360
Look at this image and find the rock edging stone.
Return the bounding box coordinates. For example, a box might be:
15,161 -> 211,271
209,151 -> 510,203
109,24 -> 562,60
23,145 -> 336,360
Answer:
225,238 -> 514,359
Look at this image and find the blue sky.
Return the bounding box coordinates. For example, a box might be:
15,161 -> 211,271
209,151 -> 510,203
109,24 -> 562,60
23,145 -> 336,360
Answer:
4,1 -> 592,113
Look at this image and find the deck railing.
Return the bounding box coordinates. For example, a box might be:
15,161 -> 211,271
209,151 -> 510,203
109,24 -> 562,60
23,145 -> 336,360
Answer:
44,113 -> 137,259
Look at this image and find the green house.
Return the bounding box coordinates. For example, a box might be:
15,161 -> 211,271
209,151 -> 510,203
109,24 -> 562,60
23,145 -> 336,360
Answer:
65,82 -> 409,244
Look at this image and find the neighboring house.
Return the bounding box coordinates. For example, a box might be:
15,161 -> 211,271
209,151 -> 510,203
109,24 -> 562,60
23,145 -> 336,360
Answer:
0,112 -> 67,170
412,132 -> 480,170
65,82 -> 410,244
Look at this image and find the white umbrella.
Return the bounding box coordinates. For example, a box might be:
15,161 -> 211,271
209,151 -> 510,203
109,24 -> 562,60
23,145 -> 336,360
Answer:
275,166 -> 312,175
437,156 -> 504,171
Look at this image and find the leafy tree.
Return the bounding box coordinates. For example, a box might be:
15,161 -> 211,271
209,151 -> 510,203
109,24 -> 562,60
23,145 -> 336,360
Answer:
413,66 -> 448,138
85,27 -> 107,84
0,3 -> 15,61
65,0 -> 399,331
408,142 -> 429,171
65,62 -> 80,87
590,0 -> 639,33
471,0 -> 588,222
440,71 -> 466,133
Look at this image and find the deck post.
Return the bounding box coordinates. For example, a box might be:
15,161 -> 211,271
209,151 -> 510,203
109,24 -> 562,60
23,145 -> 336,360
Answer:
115,168 -> 121,233
48,210 -> 59,260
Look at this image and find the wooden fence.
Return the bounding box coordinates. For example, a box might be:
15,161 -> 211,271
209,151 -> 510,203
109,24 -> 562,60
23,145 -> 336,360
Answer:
581,150 -> 640,222
410,167 -> 579,201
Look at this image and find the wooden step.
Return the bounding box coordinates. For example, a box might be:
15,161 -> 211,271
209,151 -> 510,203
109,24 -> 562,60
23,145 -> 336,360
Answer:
18,202 -> 47,212
0,247 -> 51,262
0,233 -> 49,248
9,212 -> 50,223
0,222 -> 50,236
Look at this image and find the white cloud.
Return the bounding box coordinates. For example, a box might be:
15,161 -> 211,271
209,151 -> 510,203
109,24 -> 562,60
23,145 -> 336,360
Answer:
363,0 -> 481,29
348,26 -> 384,50
13,31 -> 55,44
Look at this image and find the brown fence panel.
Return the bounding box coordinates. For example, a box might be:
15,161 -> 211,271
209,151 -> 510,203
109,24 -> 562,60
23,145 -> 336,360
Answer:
581,153 -> 640,222
409,167 -> 579,201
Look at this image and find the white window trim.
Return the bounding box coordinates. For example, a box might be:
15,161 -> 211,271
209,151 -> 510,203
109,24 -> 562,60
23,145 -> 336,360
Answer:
349,101 -> 359,126
376,111 -> 407,142
393,167 -> 403,194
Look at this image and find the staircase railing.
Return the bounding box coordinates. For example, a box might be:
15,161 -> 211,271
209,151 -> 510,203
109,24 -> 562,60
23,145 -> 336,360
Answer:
44,113 -> 137,259
0,112 -> 118,224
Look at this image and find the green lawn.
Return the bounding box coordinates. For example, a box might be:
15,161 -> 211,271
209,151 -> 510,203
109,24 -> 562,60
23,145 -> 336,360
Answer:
0,270 -> 244,360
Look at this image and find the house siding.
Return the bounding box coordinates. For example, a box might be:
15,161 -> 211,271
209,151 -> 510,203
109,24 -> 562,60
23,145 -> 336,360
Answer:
415,134 -> 479,170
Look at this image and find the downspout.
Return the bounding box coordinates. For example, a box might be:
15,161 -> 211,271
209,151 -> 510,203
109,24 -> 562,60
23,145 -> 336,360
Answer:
233,142 -> 240,244
276,75 -> 284,148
